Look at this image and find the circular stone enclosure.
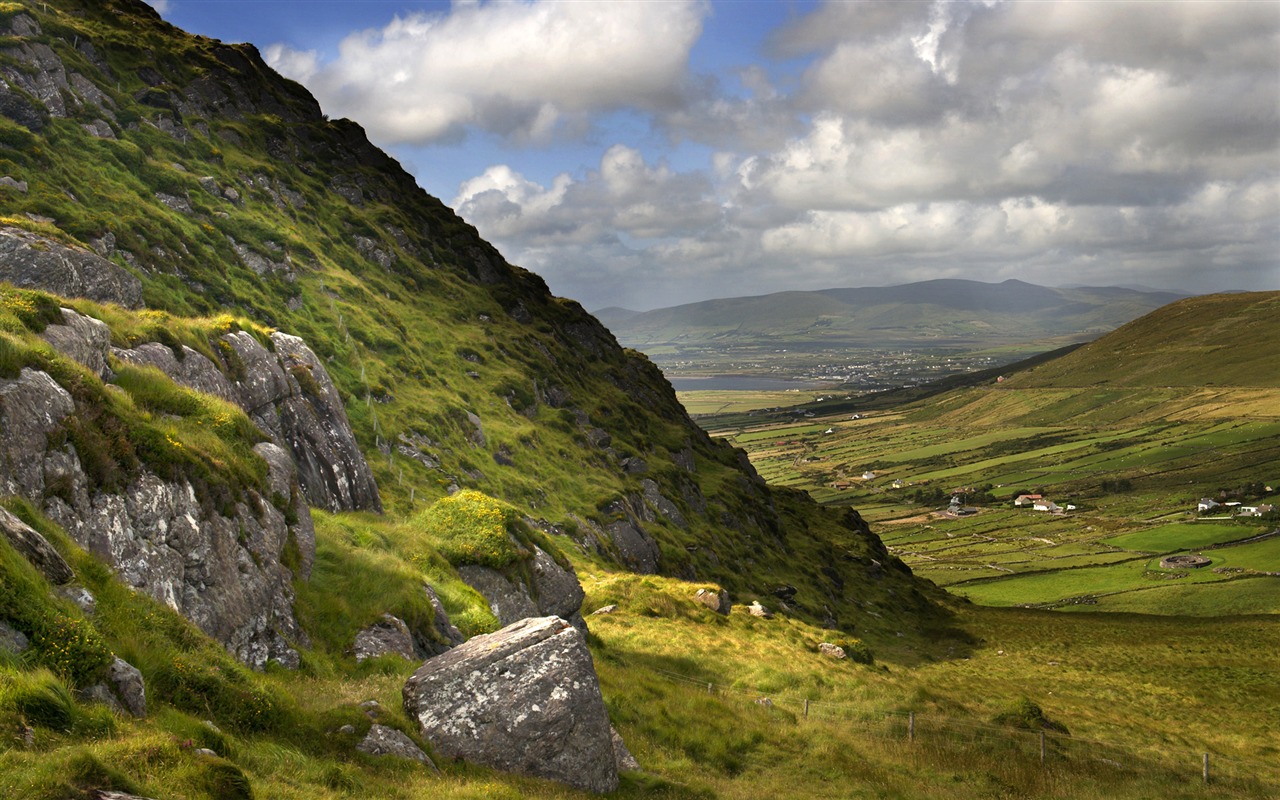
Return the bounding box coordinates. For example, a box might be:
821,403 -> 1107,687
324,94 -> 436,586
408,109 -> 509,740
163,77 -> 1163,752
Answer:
1160,554 -> 1211,570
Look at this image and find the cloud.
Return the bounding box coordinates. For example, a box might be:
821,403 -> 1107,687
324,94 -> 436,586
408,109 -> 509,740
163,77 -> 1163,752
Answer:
144,0 -> 170,13
266,0 -> 707,145
283,0 -> 1277,309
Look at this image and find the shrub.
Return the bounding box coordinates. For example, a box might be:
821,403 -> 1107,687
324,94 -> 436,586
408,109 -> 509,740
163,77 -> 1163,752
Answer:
414,490 -> 528,569
991,696 -> 1069,735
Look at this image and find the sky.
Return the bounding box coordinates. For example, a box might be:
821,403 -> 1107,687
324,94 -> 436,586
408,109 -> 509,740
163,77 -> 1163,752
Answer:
152,0 -> 1280,311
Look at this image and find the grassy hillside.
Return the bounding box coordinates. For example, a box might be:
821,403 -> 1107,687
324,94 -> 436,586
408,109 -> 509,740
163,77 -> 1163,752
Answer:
0,0 -> 926,628
1004,291 -> 1280,388
1,3 -> 1277,799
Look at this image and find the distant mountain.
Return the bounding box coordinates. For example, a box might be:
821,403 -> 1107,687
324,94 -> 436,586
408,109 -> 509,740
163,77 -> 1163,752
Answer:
598,279 -> 1188,349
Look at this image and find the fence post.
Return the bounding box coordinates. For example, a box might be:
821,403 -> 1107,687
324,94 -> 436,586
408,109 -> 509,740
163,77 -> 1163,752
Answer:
909,712 -> 915,742
804,699 -> 809,719
1040,731 -> 1046,766
706,682 -> 712,694
1203,753 -> 1210,784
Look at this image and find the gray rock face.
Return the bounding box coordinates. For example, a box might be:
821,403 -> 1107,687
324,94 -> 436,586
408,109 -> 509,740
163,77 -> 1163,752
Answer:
0,368 -> 309,669
116,330 -> 381,514
459,545 -> 586,632
403,616 -> 619,794
0,506 -> 73,585
0,619 -> 29,656
641,479 -> 687,528
423,584 -> 465,647
353,614 -> 417,663
0,227 -> 143,308
356,724 -> 437,770
606,520 -> 661,574
41,308 -> 112,379
457,564 -> 538,624
113,342 -> 236,403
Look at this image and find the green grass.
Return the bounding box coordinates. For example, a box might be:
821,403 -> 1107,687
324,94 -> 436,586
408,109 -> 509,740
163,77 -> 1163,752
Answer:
1102,523 -> 1261,552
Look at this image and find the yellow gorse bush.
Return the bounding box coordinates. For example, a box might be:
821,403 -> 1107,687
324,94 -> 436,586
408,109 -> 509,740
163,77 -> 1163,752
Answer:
416,489 -> 526,569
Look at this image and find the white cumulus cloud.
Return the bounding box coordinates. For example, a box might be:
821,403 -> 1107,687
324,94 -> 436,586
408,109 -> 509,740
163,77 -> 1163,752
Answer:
266,0 -> 707,145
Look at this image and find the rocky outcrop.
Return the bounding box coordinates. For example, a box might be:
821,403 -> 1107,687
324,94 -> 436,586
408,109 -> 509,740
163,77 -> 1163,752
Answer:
115,329 -> 382,514
0,619 -> 29,656
80,656 -> 147,717
403,616 -> 619,794
0,367 -> 310,669
353,614 -> 417,663
605,519 -> 661,574
423,584 -> 465,648
40,308 -> 112,379
0,506 -> 73,585
458,545 -> 587,632
0,227 -> 143,309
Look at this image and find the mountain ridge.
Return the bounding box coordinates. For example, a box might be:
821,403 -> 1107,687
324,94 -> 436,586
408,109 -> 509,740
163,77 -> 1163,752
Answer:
597,278 -> 1188,349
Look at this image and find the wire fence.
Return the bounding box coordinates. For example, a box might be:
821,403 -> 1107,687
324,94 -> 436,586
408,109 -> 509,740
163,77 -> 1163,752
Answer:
626,660 -> 1280,792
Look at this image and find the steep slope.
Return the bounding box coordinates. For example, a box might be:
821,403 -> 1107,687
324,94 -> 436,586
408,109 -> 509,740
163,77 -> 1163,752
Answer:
603,278 -> 1186,348
0,0 -> 941,640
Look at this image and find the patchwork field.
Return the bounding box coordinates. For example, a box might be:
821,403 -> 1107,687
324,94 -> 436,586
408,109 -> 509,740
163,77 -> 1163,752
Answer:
713,384 -> 1280,616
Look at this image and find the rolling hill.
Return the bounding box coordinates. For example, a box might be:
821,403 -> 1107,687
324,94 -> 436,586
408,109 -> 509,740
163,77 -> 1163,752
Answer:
598,279 -> 1188,350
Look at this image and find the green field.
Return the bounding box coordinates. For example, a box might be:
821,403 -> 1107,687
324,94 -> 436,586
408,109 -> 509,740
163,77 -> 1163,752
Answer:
715,380 -> 1280,616
1102,523 -> 1256,552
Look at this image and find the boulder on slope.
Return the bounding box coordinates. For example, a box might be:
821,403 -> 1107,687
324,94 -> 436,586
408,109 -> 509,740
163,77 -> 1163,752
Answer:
402,616 -> 618,794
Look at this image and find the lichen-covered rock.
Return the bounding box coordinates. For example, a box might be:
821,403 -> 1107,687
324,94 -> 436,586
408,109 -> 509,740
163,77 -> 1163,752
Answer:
0,227 -> 142,308
0,368 -> 309,669
113,342 -> 236,402
353,614 -> 417,663
40,308 -> 112,380
818,642 -> 847,660
641,478 -> 686,528
253,442 -> 314,579
0,506 -> 74,585
78,657 -> 145,718
119,329 -> 382,514
403,616 -> 619,794
694,588 -> 731,615
459,546 -> 587,632
356,723 -> 437,770
457,564 -> 538,624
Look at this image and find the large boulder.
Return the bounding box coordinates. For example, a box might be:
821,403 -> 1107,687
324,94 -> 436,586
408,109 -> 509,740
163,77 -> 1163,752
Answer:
0,227 -> 142,308
403,616 -> 619,794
